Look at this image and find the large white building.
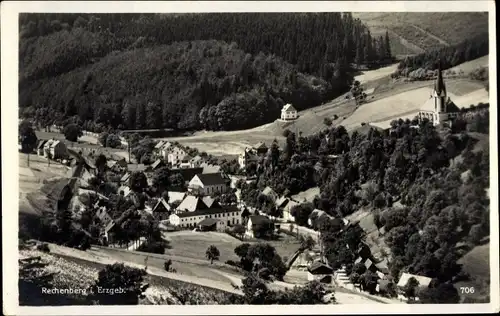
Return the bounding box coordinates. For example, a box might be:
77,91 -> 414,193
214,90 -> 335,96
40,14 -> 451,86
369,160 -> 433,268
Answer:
168,206 -> 242,230
188,173 -> 228,196
281,103 -> 298,121
418,67 -> 460,126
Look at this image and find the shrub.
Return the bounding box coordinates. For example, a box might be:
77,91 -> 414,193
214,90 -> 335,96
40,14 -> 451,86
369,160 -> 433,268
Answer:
137,240 -> 168,254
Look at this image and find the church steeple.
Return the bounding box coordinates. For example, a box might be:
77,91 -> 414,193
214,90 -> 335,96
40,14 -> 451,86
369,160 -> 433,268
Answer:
434,63 -> 446,97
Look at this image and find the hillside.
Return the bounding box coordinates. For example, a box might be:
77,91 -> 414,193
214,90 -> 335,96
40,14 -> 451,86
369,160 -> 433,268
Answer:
20,39 -> 335,132
353,12 -> 489,57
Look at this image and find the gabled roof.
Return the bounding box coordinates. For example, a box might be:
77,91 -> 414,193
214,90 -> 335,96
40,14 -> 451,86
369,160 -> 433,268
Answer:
50,140 -> 62,148
168,191 -> 186,203
160,142 -> 173,151
105,220 -> 116,233
36,139 -> 48,149
276,196 -> 289,208
202,196 -> 220,208
150,159 -> 164,170
171,167 -> 204,182
177,195 -> 208,212
176,206 -> 239,218
364,258 -> 374,268
154,141 -> 165,149
308,261 -> 333,274
249,215 -> 272,225
120,173 -> 130,182
282,103 -> 297,112
262,186 -> 278,201
107,160 -> 117,168
152,198 -> 171,213
193,173 -> 227,186
44,139 -> 54,148
397,272 -> 432,288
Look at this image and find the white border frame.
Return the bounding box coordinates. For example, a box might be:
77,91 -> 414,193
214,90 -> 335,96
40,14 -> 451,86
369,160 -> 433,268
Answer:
2,1 -> 498,315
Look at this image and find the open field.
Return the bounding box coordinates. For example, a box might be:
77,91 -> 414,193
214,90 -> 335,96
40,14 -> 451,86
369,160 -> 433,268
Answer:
354,63 -> 399,84
449,55 -> 489,75
162,231 -> 243,262
19,152 -> 70,216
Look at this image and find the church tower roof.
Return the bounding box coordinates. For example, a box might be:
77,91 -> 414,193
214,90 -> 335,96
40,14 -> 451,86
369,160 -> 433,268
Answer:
434,65 -> 446,96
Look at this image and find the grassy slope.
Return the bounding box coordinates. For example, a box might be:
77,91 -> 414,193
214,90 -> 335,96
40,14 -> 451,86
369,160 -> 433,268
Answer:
353,12 -> 489,57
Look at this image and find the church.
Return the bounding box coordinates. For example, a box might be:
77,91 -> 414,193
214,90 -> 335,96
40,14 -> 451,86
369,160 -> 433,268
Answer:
418,67 -> 460,126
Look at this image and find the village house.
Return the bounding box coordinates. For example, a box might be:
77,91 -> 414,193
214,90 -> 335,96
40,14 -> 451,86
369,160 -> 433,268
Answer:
307,261 -> 334,283
189,155 -> 203,168
261,186 -> 279,204
418,67 -> 460,126
396,272 -> 433,301
43,139 -> 68,160
159,141 -> 174,159
102,221 -> 117,245
153,140 -> 166,157
280,103 -> 298,121
107,158 -> 128,172
169,206 -> 242,229
168,147 -> 188,166
238,142 -> 269,169
118,185 -> 132,197
188,173 -> 228,196
282,200 -> 299,222
151,198 -> 171,221
245,215 -> 274,238
178,154 -> 193,169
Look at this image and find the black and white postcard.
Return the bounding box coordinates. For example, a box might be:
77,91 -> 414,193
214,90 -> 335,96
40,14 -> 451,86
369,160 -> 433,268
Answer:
2,1 -> 498,315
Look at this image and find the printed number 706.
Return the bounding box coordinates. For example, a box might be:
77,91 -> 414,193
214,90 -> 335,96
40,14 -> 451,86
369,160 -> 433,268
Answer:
460,287 -> 475,294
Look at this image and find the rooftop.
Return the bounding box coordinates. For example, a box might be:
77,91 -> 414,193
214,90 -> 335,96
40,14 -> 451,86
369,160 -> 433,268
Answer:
194,173 -> 227,186
282,103 -> 297,112
249,215 -> 272,225
397,272 -> 432,288
176,206 -> 240,218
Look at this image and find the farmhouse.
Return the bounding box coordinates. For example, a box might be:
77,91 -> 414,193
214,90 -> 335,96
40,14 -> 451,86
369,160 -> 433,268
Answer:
147,159 -> 166,172
153,140 -> 166,157
188,173 -> 228,196
169,206 -> 242,229
418,67 -> 460,126
44,139 -> 68,159
396,272 -> 433,301
307,261 -> 334,283
189,155 -> 203,168
152,198 -> 171,220
168,147 -> 188,166
245,215 -> 274,238
118,185 -> 132,197
178,154 -> 193,169
120,172 -> 131,185
238,142 -> 269,169
159,142 -> 173,159
281,103 -> 298,120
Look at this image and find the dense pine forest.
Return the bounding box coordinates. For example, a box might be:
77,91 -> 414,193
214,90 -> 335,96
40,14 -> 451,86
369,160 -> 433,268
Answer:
19,13 -> 393,132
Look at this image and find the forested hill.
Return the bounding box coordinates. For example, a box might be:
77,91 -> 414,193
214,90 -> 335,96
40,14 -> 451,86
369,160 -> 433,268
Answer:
20,13 -> 393,81
20,40 -> 336,131
20,13 -> 393,132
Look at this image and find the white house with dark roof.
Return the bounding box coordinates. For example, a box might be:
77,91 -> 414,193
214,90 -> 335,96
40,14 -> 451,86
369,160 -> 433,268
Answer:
169,206 -> 242,229
245,215 -> 274,238
43,139 -> 67,159
281,103 -> 298,120
188,173 -> 228,196
190,155 -> 203,168
36,139 -> 48,156
168,147 -> 188,166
